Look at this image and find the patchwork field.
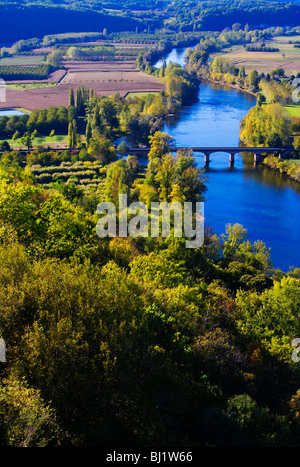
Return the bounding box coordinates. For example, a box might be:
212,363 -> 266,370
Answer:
213,36 -> 300,76
0,60 -> 165,111
64,70 -> 157,85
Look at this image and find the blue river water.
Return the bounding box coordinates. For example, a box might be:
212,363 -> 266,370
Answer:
154,48 -> 300,272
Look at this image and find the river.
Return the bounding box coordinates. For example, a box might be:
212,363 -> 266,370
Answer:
154,48 -> 300,272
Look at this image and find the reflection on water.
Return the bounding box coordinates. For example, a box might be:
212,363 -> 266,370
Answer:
154,47 -> 192,69
243,159 -> 300,194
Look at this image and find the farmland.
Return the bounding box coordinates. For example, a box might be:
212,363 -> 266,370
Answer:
0,55 -> 46,66
0,68 -> 164,111
283,104 -> 300,117
29,160 -> 106,193
0,43 -> 165,111
212,35 -> 300,76
6,83 -> 57,90
7,134 -> 68,150
125,91 -> 160,98
64,69 -> 157,86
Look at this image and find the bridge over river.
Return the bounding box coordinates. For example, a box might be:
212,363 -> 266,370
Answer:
128,146 -> 295,166
0,145 -> 294,167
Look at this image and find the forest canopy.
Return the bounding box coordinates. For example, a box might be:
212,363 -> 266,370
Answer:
1,0 -> 300,450
1,0 -> 300,43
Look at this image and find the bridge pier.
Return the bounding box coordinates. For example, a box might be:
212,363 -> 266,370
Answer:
204,153 -> 210,166
229,153 -> 235,166
254,153 -> 260,165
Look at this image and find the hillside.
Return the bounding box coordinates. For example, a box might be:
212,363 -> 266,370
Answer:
2,0 -> 300,45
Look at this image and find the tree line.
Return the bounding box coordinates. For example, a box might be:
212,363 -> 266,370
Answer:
0,64 -> 53,81
246,46 -> 279,52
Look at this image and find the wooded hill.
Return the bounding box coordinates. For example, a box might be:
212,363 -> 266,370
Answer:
1,0 -> 300,44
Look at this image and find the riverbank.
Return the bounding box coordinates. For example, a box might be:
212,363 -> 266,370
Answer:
199,75 -> 257,98
262,155 -> 300,182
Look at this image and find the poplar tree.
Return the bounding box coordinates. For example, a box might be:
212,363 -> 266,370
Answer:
68,122 -> 73,148
72,119 -> 77,148
161,60 -> 167,78
85,121 -> 92,146
92,105 -> 102,131
76,87 -> 83,116
239,66 -> 246,78
68,120 -> 77,148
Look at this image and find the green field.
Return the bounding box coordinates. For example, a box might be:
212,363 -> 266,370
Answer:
125,91 -> 160,98
283,105 -> 300,117
34,134 -> 67,145
15,108 -> 32,114
6,83 -> 57,90
4,134 -> 68,148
